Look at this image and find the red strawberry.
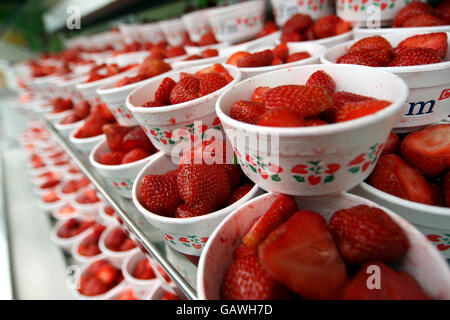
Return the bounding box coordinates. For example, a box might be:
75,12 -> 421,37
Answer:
264,85 -> 333,118
75,113 -> 109,138
184,54 -> 202,61
154,77 -> 176,105
195,64 -> 233,82
121,148 -> 152,164
349,36 -> 392,53
142,100 -> 162,108
444,171 -> 450,207
198,32 -> 217,46
334,18 -> 352,35
259,210 -> 348,299
103,124 -> 132,151
237,49 -> 274,68
96,263 -> 120,286
286,51 -> 311,63
313,15 -> 339,39
329,205 -> 409,265
177,164 -> 230,214
341,262 -> 429,300
365,49 -> 393,66
80,276 -> 108,296
400,124 -> 450,177
228,182 -> 254,204
99,151 -> 126,165
230,100 -> 266,124
271,57 -> 284,65
138,57 -> 171,77
197,72 -> 228,96
60,112 -> 80,124
226,51 -> 251,66
251,86 -> 270,103
242,194 -> 298,248
336,51 -> 380,66
140,171 -> 182,217
321,91 -> 374,122
201,48 -> 219,58
382,131 -> 400,155
73,100 -> 91,119
165,46 -> 186,58
392,1 -> 434,27
368,154 -> 435,205
169,76 -> 200,104
403,13 -> 445,27
388,48 -> 442,66
133,259 -> 155,280
117,290 -> 138,300
395,33 -> 448,60
257,109 -> 305,127
174,204 -> 202,218
121,127 -> 155,152
336,99 -> 391,122
232,244 -> 257,260
304,117 -> 329,126
257,20 -> 278,37
221,255 -> 292,300
272,42 -> 289,61
281,31 -> 303,42
282,13 -> 313,34
222,164 -> 243,189
305,70 -> 336,95
430,181 -> 444,206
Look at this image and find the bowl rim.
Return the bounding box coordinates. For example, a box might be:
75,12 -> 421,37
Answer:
98,223 -> 140,258
171,56 -> 226,69
321,33 -> 450,74
55,118 -> 85,130
280,30 -> 354,45
89,139 -> 160,172
131,151 -> 261,225
126,64 -> 241,114
215,63 -> 409,137
75,66 -> 138,90
122,250 -> 158,285
68,127 -> 106,144
71,225 -> 104,263
207,0 -> 264,15
359,181 -> 450,217
50,216 -> 96,245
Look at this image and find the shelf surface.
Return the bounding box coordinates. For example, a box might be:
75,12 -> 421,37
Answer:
44,119 -> 199,300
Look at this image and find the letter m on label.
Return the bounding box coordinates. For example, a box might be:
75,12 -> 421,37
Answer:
405,100 -> 435,116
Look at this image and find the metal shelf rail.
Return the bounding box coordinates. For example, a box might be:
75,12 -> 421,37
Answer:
44,118 -> 199,300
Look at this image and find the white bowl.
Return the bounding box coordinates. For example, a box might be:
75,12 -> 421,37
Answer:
71,225 -> 106,265
36,193 -> 64,213
89,140 -> 160,199
219,31 -> 281,57
197,192 -> 450,300
54,118 -> 85,139
44,109 -> 73,125
72,188 -> 103,219
352,182 -> 450,259
182,9 -> 213,42
207,0 -> 266,44
171,56 -> 227,70
321,32 -> 450,132
138,23 -> 165,44
228,42 -> 327,80
98,202 -> 119,226
281,30 -> 354,48
51,202 -> 83,220
271,0 -> 334,26
122,251 -> 159,299
216,64 -> 408,196
184,42 -> 230,56
126,64 -> 241,154
50,217 -> 95,253
68,128 -> 106,156
118,23 -> 144,44
131,152 -> 262,256
72,254 -> 127,300
353,25 -> 450,40
98,223 -> 140,268
159,18 -> 186,47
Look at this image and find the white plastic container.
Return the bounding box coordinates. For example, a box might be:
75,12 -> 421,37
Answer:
271,0 -> 334,26
159,18 -> 186,47
122,251 -> 159,299
98,224 -> 140,268
50,218 -> 95,253
182,9 -> 213,42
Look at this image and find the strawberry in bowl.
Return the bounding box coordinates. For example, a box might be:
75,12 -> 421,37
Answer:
126,63 -> 241,154
132,139 -> 261,256
73,188 -> 103,218
171,48 -> 225,69
216,64 -> 408,196
322,32 -> 450,132
353,124 -> 450,258
55,100 -> 92,138
50,218 -> 96,253
99,225 -> 139,267
97,57 -> 172,127
74,256 -> 126,299
198,193 -> 450,300
73,224 -> 107,264
90,124 -> 159,198
122,251 -> 159,299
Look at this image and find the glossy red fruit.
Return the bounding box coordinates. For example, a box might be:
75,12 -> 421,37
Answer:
280,31 -> 303,42
402,13 -> 446,27
169,76 -> 200,104
195,64 -> 233,82
232,244 -> 257,260
221,255 -> 292,300
198,32 -> 217,46
382,132 -> 400,155
329,205 -> 409,265
197,72 -> 228,96
228,182 -> 254,204
392,1 -> 434,27
242,194 -> 298,248
174,204 -> 201,218
286,51 -> 311,63
305,70 -> 336,95
272,42 -> 289,61
201,48 -> 219,58
341,262 -> 429,300
395,32 -> 448,60
251,86 -> 270,103
140,171 -> 182,217
368,154 -> 435,205
237,50 -> 274,68
222,164 -> 243,189
226,51 -> 251,66
336,99 -> 391,122
259,210 -> 348,299
121,127 -> 154,152
230,100 -> 266,124
76,189 -> 100,204
282,13 -> 313,34
304,117 -> 329,126
313,14 -> 339,39
257,109 -> 305,127
138,57 -> 171,77
348,36 -> 392,53
337,51 -> 380,66
103,124 -> 133,151
133,258 -> 155,280
154,77 -> 176,105
73,100 -> 91,120
121,148 -> 152,164
388,48 -> 442,66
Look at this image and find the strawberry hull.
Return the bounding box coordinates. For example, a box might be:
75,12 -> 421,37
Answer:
132,152 -> 262,256
352,182 -> 450,259
216,64 -> 408,197
198,192 -> 450,300
322,32 -> 450,132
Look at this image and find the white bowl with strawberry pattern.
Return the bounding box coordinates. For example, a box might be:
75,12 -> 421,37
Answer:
351,182 -> 450,259
125,64 -> 241,155
138,23 -> 165,44
97,68 -> 173,127
132,152 -> 262,256
216,63 -> 408,197
89,141 -> 161,199
55,118 -> 85,139
271,0 -> 335,27
226,42 -> 327,80
182,8 -> 213,43
197,192 -> 450,300
321,32 -> 450,132
207,0 -> 266,44
159,18 -> 186,47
